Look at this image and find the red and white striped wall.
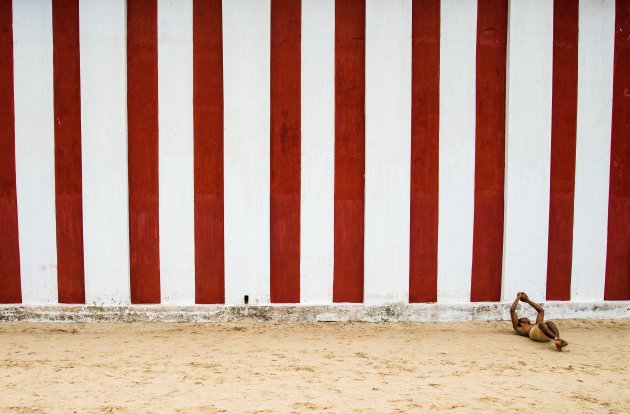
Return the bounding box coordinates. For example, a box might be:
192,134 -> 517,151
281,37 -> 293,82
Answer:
0,0 -> 628,307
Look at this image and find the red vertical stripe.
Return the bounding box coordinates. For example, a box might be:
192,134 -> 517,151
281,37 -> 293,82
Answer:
333,0 -> 365,303
127,0 -> 160,304
270,0 -> 301,303
470,0 -> 507,302
605,0 -> 630,300
546,0 -> 578,301
409,0 -> 440,303
52,0 -> 85,304
0,0 -> 21,304
193,0 -> 225,304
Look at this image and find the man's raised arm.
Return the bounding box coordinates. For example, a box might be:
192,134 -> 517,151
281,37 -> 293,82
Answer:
510,293 -> 522,333
520,292 -> 545,323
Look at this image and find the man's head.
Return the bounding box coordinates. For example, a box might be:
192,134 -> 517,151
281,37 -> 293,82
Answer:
518,317 -> 531,326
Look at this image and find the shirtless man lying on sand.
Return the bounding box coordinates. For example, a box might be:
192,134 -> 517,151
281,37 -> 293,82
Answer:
510,292 -> 568,351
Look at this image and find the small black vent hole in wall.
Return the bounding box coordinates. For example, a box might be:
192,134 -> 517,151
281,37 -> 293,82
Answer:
244,295 -> 249,305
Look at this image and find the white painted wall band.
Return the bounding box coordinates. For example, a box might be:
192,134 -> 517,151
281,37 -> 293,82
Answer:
364,0 -> 412,304
158,0 -> 196,305
80,0 -> 131,305
13,0 -> 58,304
222,0 -> 271,305
571,0 -> 615,302
300,0 -> 335,304
437,0 -> 477,303
502,0 -> 554,301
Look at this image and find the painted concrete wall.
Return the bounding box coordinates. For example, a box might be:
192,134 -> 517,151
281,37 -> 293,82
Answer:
0,0 -> 628,310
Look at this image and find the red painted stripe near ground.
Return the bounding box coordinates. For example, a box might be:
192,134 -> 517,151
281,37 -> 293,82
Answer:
127,0 -> 160,304
604,0 -> 630,300
409,0 -> 440,303
52,0 -> 86,304
470,0 -> 507,302
546,0 -> 578,301
270,0 -> 301,303
0,0 -> 21,304
193,0 -> 225,304
333,0 -> 365,303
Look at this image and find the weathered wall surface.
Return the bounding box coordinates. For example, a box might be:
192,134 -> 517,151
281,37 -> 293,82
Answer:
0,0 -> 628,317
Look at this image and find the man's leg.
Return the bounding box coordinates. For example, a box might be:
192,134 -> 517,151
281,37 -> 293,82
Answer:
537,322 -> 556,340
545,321 -> 560,338
542,321 -> 568,351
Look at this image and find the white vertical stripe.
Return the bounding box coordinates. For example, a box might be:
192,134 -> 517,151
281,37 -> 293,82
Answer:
437,0 -> 477,303
502,0 -> 553,301
80,0 -> 130,305
300,0 -> 335,304
223,0 -> 271,305
13,0 -> 58,304
571,0 -> 615,302
158,0 -> 195,305
364,0 -> 412,304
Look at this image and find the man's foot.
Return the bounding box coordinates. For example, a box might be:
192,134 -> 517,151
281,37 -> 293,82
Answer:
554,338 -> 568,351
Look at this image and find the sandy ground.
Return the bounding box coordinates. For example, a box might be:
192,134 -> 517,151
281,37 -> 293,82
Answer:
1,319 -> 629,413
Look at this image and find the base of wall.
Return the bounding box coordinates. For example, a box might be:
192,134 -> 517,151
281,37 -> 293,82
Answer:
1,302 -> 628,323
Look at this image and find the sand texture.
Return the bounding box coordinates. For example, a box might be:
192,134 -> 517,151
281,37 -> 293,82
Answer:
1,319 -> 629,413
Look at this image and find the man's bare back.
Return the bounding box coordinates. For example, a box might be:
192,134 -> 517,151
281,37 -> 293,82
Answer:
510,292 -> 568,351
